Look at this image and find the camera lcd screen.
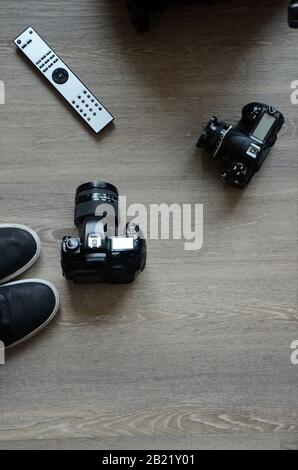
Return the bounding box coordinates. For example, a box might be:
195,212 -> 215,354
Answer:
252,112 -> 276,142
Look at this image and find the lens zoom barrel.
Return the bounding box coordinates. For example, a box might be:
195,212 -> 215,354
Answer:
74,181 -> 119,227
197,118 -> 231,156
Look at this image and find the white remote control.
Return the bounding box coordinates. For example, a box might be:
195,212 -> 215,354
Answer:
13,26 -> 114,134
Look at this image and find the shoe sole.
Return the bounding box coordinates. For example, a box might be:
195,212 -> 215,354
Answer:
3,279 -> 60,349
0,224 -> 41,284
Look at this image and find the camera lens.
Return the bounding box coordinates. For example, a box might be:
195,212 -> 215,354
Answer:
74,181 -> 119,227
197,117 -> 231,156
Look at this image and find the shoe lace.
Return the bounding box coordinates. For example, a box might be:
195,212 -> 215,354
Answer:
0,294 -> 12,334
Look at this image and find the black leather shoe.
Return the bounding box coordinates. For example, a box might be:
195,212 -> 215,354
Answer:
0,224 -> 40,284
0,279 -> 59,348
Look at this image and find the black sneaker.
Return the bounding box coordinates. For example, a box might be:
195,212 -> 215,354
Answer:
0,279 -> 59,348
0,224 -> 41,284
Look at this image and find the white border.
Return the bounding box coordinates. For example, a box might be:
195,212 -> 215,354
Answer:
2,279 -> 59,349
0,224 -> 41,284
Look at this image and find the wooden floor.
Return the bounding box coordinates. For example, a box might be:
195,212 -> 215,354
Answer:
0,0 -> 297,450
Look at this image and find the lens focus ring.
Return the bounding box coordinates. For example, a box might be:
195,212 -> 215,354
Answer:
74,181 -> 119,227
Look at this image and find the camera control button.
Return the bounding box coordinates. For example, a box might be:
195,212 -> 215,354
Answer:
66,238 -> 79,251
52,67 -> 69,84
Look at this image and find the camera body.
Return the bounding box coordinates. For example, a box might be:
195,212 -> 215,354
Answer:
289,1 -> 298,27
128,1 -> 204,32
61,182 -> 147,283
127,1 -> 295,32
127,0 -> 168,32
197,102 -> 284,188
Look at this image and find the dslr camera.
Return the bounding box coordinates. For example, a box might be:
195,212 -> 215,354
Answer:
197,102 -> 284,188
127,0 -> 168,32
289,1 -> 298,27
127,1 -> 204,32
127,1 -> 295,32
61,182 -> 147,283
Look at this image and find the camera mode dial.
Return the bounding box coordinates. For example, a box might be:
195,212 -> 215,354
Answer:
66,238 -> 80,252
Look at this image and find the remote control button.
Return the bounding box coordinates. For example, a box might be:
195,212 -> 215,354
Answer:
53,58 -> 58,63
52,67 -> 69,84
29,30 -> 33,34
83,90 -> 87,94
91,99 -> 94,102
46,50 -> 51,55
87,94 -> 90,98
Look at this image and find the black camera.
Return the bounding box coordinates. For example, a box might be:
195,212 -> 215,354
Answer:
61,182 -> 147,283
197,102 -> 284,188
289,1 -> 298,27
127,2 -> 294,32
127,1 -> 205,32
127,0 -> 168,32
